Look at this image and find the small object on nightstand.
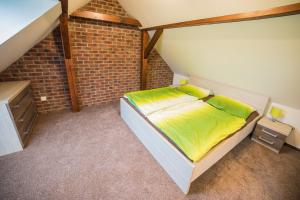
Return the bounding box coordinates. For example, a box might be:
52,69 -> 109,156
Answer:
252,117 -> 293,153
179,79 -> 189,85
270,106 -> 284,121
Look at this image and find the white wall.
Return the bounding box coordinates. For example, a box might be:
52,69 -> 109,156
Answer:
157,14 -> 300,110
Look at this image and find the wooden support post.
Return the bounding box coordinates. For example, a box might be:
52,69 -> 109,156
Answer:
144,29 -> 163,59
141,31 -> 149,90
59,0 -> 79,112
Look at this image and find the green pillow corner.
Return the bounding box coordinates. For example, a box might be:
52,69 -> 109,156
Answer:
207,95 -> 255,119
176,84 -> 210,99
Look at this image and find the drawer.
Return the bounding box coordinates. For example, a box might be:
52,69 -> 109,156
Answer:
252,130 -> 284,152
9,86 -> 30,108
11,92 -> 33,121
20,109 -> 37,146
16,102 -> 37,139
9,87 -> 32,119
255,124 -> 286,141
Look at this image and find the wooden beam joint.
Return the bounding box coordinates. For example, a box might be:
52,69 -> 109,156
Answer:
144,29 -> 163,59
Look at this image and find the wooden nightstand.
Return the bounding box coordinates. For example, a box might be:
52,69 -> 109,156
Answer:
252,117 -> 293,153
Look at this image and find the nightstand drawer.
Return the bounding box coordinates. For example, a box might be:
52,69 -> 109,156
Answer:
252,131 -> 284,152
256,124 -> 286,140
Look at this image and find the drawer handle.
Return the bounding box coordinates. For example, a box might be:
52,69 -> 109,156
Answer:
258,136 -> 274,145
262,129 -> 278,138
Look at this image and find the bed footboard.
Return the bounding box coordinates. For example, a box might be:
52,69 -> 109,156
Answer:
120,98 -> 194,194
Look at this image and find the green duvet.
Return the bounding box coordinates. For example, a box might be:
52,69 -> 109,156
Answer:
148,101 -> 246,162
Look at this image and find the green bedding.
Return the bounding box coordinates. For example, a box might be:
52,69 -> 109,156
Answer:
125,87 -> 198,115
148,101 -> 246,162
207,95 -> 254,119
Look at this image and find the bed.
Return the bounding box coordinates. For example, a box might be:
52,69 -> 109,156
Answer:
120,76 -> 269,194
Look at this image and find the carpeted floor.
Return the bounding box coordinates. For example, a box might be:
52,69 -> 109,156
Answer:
1,103 -> 300,200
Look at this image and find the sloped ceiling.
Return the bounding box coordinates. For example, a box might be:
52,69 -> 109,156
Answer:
0,0 -> 91,73
117,0 -> 300,28
118,0 -> 300,109
69,0 -> 91,14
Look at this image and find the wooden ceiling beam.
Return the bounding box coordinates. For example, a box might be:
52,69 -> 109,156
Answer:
142,3 -> 300,31
59,0 -> 80,112
144,29 -> 163,59
71,10 -> 142,27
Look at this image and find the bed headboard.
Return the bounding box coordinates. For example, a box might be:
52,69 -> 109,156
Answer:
189,76 -> 270,115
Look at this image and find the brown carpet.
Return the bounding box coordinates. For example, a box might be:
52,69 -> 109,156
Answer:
1,103 -> 300,200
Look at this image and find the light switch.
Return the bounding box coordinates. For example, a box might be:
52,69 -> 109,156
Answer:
41,96 -> 47,101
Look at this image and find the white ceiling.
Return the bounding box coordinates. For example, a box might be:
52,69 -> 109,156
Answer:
117,0 -> 300,28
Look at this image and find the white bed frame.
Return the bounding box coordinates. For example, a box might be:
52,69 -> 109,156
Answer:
120,76 -> 269,194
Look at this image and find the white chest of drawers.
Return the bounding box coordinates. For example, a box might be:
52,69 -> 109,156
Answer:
0,81 -> 38,156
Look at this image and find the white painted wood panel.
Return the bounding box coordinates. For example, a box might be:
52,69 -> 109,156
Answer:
0,104 -> 23,156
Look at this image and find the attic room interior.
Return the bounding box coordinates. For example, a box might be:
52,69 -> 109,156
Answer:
0,0 -> 300,199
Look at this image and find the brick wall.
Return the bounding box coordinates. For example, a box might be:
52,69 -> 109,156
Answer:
147,50 -> 174,89
69,19 -> 141,107
78,0 -> 128,17
0,0 -> 173,113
